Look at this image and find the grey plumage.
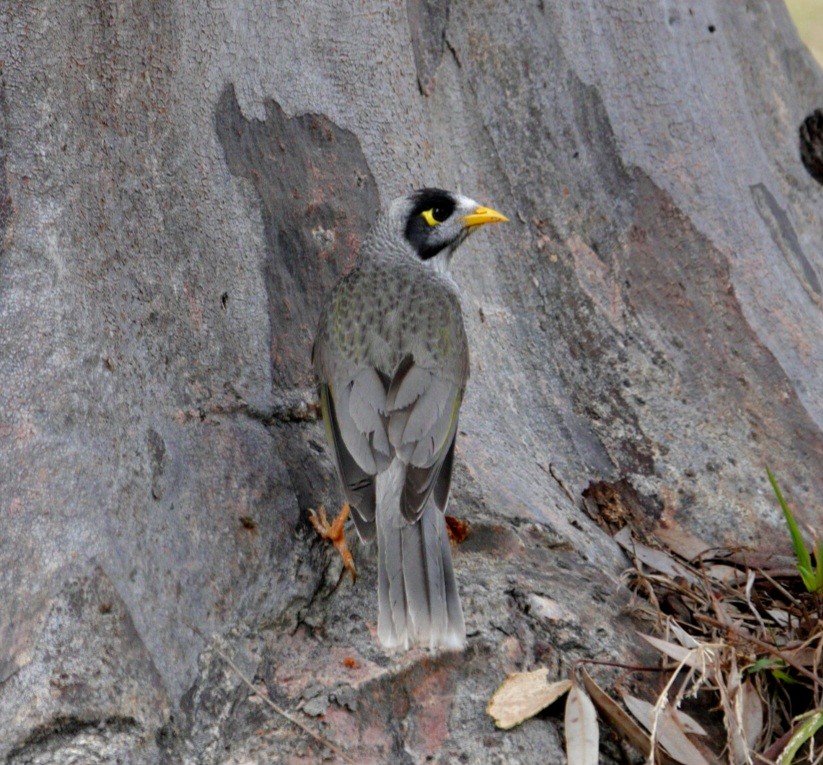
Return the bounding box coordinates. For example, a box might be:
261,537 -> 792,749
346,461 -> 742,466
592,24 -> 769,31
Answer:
313,188 -> 507,650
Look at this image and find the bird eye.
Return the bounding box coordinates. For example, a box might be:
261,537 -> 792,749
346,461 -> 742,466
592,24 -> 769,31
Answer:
421,207 -> 449,227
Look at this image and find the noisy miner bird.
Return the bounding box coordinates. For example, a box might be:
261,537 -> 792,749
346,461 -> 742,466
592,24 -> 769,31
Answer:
311,188 -> 508,650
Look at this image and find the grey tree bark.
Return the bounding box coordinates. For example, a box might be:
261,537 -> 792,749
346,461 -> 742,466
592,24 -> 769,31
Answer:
0,1 -> 821,762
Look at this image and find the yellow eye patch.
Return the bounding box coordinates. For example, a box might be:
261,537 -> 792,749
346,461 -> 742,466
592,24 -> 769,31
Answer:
421,208 -> 439,227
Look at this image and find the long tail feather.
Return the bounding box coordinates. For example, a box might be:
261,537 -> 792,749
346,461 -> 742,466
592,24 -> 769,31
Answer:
376,461 -> 465,650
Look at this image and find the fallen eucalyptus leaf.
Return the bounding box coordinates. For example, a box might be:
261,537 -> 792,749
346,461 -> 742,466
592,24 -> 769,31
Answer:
579,670 -> 680,765
621,693 -> 709,765
615,527 -> 698,583
486,668 -> 571,730
565,683 -> 598,765
740,679 -> 763,751
668,620 -> 700,650
639,632 -> 703,669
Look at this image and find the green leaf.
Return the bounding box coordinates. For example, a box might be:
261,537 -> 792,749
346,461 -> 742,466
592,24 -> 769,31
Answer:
771,669 -> 797,685
807,541 -> 823,591
744,657 -> 784,675
796,543 -> 823,593
767,468 -> 822,593
776,709 -> 823,765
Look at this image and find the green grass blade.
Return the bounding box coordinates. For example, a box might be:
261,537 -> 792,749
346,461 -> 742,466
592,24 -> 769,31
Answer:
776,709 -> 823,765
766,468 -> 813,573
808,541 -> 823,592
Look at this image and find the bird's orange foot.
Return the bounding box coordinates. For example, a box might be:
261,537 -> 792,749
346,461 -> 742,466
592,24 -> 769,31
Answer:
445,515 -> 470,545
309,503 -> 357,583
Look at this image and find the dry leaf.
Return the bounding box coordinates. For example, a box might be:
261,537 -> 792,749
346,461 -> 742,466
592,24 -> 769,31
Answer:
581,671 -> 686,765
486,669 -> 571,730
615,528 -> 698,583
668,620 -> 699,649
652,520 -> 713,561
639,632 -> 703,669
720,655 -> 749,765
621,693 -> 709,765
565,683 -> 599,765
626,694 -> 707,738
705,564 -> 747,585
781,644 -> 818,668
740,679 -> 763,752
709,592 -> 734,628
671,710 -> 708,738
766,608 -> 790,628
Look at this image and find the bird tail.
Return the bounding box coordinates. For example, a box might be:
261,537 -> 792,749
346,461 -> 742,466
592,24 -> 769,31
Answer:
376,461 -> 465,650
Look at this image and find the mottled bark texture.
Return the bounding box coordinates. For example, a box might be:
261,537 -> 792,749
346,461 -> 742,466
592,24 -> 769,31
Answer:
0,1 -> 820,762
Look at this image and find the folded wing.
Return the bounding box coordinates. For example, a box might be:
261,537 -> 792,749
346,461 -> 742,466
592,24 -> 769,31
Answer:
320,351 -> 463,537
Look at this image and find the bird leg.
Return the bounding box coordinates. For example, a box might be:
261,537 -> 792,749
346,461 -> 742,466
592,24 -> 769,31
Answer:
308,503 -> 357,583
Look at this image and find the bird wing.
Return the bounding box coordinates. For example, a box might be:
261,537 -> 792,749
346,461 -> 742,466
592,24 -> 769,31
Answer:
317,367 -> 391,541
385,354 -> 463,523
317,351 -> 464,533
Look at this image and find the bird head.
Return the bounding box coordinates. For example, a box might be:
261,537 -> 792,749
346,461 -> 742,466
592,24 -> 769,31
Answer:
389,188 -> 508,271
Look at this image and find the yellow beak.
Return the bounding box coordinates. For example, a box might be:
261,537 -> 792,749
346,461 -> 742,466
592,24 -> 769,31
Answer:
462,205 -> 509,228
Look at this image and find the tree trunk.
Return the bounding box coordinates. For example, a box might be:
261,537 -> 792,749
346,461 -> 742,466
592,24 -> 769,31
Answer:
1,1 -> 820,762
